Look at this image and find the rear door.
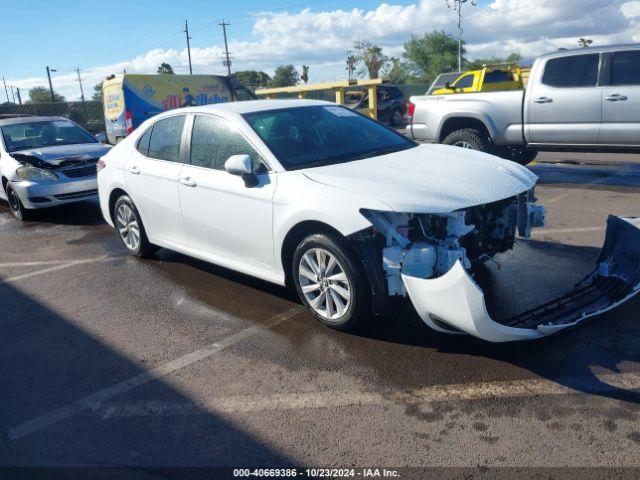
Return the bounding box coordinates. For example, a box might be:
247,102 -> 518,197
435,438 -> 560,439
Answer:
527,53 -> 601,145
599,49 -> 640,146
125,114 -> 189,246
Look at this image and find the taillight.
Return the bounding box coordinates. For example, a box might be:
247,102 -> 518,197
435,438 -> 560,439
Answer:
125,110 -> 134,134
97,159 -> 106,172
407,102 -> 415,121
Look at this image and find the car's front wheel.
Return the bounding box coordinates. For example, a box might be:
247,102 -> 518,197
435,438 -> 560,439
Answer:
113,195 -> 153,257
292,233 -> 370,331
5,182 -> 31,221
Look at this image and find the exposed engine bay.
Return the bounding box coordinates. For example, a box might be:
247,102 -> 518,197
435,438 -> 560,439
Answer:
355,191 -> 640,342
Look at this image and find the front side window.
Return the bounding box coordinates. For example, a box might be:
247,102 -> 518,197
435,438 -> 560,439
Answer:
147,115 -> 185,162
1,119 -> 97,153
243,105 -> 416,170
453,74 -> 474,89
542,54 -> 599,87
190,115 -> 262,171
612,50 -> 640,86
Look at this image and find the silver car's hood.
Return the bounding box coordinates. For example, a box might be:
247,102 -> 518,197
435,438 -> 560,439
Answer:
10,143 -> 112,166
302,144 -> 537,213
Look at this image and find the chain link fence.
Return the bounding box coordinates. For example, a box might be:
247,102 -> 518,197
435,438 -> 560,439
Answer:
0,101 -> 105,133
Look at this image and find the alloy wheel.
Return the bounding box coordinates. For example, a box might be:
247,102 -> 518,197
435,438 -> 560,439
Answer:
116,203 -> 141,251
453,141 -> 473,149
7,187 -> 22,216
298,247 -> 351,322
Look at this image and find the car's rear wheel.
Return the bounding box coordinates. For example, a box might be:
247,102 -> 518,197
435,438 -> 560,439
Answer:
292,233 -> 370,331
113,195 -> 153,257
443,128 -> 490,152
5,182 -> 31,221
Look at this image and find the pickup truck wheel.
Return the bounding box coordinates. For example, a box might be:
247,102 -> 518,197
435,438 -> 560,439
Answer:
443,128 -> 489,152
292,233 -> 370,332
494,147 -> 538,166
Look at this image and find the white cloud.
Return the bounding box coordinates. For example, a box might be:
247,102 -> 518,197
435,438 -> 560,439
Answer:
7,0 -> 638,101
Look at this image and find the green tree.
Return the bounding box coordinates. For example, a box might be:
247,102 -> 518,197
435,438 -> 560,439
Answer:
353,39 -> 388,79
464,52 -> 522,70
27,86 -> 65,104
157,62 -> 174,74
92,82 -> 103,101
386,57 -> 413,84
403,31 -> 461,83
234,70 -> 271,88
269,65 -> 299,88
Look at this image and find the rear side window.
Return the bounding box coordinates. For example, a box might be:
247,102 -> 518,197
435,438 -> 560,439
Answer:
147,115 -> 185,162
542,54 -> 599,87
136,127 -> 152,156
612,50 -> 640,86
190,115 -> 262,171
484,70 -> 512,83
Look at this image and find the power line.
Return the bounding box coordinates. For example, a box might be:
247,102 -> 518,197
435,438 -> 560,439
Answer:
219,20 -> 232,77
184,19 -> 193,75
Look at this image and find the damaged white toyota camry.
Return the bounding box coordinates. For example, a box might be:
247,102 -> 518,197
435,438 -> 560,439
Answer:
98,99 -> 640,342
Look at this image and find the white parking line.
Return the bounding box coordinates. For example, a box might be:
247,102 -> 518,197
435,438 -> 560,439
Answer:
98,371 -> 640,419
0,257 -> 121,284
6,306 -> 304,440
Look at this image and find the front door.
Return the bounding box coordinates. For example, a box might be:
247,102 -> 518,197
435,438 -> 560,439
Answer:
124,114 -> 189,246
526,53 -> 601,145
178,114 -> 276,271
599,50 -> 640,146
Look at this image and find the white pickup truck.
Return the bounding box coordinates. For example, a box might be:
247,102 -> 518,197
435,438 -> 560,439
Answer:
408,44 -> 640,164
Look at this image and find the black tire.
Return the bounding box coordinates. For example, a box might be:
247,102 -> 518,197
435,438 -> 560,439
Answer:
113,195 -> 154,258
442,128 -> 490,152
5,182 -> 32,221
494,147 -> 538,166
390,107 -> 404,126
292,233 -> 371,331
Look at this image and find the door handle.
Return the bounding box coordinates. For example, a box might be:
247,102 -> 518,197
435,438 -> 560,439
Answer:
179,177 -> 197,187
127,166 -> 140,175
605,94 -> 628,101
534,97 -> 553,104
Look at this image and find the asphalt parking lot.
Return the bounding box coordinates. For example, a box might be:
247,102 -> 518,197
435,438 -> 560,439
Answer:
2,152 -> 640,476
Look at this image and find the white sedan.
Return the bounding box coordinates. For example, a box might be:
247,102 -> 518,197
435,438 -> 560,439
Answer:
97,99 -> 640,342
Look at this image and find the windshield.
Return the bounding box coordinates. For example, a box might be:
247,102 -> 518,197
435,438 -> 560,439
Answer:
243,105 -> 416,170
1,119 -> 97,153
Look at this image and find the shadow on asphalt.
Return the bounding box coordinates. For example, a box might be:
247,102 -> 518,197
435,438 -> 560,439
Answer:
0,280 -> 293,472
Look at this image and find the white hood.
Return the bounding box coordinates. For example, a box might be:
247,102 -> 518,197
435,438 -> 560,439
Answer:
301,144 -> 537,213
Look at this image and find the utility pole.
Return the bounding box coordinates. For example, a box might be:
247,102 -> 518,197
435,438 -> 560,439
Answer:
219,20 -> 232,77
2,77 -> 8,103
75,68 -> 86,103
447,0 -> 476,72
16,87 -> 22,105
46,66 -> 57,102
184,19 -> 193,75
10,86 -> 15,103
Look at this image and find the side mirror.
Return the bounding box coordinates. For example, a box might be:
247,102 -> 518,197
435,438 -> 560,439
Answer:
224,154 -> 252,175
224,154 -> 259,187
444,81 -> 452,89
94,132 -> 108,143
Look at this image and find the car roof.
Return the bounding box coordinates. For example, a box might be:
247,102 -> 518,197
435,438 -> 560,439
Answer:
178,99 -> 334,115
0,116 -> 70,127
538,43 -> 640,60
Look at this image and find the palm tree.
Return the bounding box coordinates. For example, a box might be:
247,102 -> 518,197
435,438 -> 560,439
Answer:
578,38 -> 593,48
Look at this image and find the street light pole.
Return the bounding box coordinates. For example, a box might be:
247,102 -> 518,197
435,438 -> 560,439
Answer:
447,0 -> 476,72
184,19 -> 193,75
46,66 -> 57,102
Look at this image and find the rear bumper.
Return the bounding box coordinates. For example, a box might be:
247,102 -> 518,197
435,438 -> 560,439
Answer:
402,216 -> 640,342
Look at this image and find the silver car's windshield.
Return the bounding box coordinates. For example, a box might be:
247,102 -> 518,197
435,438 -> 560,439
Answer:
243,105 -> 417,170
1,120 -> 97,153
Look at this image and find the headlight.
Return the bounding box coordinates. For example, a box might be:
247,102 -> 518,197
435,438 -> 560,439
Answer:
15,167 -> 58,182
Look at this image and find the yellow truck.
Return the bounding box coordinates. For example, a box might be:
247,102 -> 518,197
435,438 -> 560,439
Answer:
431,65 -> 524,95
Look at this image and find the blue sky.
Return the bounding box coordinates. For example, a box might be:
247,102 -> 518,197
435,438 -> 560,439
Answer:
1,0 -> 637,101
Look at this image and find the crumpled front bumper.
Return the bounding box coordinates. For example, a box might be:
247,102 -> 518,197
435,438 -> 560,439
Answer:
402,216 -> 640,342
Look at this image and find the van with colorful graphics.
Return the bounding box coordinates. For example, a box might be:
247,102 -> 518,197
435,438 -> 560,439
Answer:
102,74 -> 254,144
